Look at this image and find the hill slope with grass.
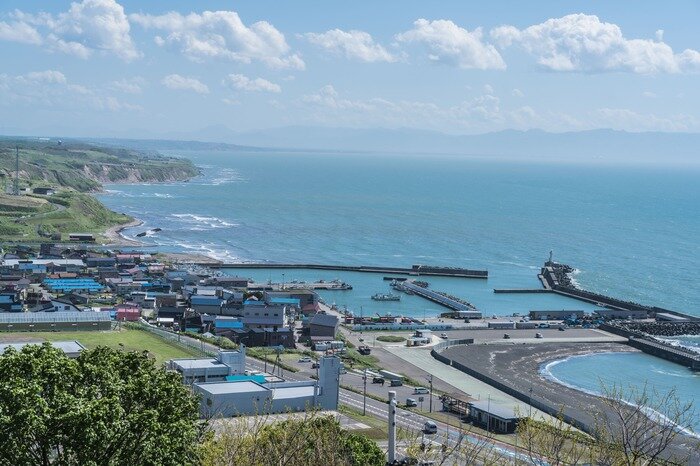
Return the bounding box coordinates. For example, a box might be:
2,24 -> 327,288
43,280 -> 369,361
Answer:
0,136 -> 200,242
0,137 -> 199,192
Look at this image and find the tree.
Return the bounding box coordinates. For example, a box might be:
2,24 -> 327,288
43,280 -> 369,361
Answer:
593,384 -> 697,466
199,412 -> 385,466
0,343 -> 203,466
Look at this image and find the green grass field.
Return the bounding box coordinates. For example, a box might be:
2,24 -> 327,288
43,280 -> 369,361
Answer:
0,327 -> 200,365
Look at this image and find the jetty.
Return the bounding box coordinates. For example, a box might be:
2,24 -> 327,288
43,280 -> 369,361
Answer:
395,280 -> 482,317
209,263 -> 488,279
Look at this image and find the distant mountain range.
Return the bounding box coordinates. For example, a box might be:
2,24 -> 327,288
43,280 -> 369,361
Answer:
92,126 -> 697,165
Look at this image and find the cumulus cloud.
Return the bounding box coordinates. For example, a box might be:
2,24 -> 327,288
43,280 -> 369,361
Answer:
0,69 -> 140,111
303,29 -> 396,62
130,10 -> 304,69
491,14 -> 700,74
512,88 -> 524,97
6,0 -> 140,61
0,20 -> 43,44
223,74 -> 281,93
161,74 -> 209,94
396,19 -> 506,70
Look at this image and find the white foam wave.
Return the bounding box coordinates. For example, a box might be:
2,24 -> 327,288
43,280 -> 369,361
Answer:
656,335 -> 700,355
171,213 -> 237,229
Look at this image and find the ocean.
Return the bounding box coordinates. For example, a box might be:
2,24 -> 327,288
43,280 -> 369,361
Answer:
543,352 -> 700,433
96,149 -> 700,317
96,149 -> 700,429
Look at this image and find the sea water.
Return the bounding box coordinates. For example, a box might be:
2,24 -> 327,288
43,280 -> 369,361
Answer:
96,150 -> 700,319
543,352 -> 700,433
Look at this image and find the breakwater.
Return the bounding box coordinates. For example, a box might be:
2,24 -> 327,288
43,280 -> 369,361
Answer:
396,280 -> 482,317
210,263 -> 488,278
599,322 -> 700,370
540,262 -> 699,322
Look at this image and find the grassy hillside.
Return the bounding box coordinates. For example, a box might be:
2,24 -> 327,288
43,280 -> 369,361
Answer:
0,137 -> 200,193
0,191 -> 131,242
0,136 -> 200,243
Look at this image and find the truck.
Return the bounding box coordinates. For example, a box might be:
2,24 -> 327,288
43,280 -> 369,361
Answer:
379,370 -> 404,383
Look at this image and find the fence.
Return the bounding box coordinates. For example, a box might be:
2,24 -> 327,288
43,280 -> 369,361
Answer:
430,338 -> 595,435
126,321 -> 215,357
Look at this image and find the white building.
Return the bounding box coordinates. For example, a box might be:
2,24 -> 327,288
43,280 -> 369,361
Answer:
168,347 -> 246,384
194,356 -> 342,418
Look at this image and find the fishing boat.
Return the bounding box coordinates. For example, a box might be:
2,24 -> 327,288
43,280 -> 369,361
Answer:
371,293 -> 401,301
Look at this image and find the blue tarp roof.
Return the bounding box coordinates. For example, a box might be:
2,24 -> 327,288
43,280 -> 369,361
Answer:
191,295 -> 223,305
215,320 -> 243,329
269,297 -> 300,305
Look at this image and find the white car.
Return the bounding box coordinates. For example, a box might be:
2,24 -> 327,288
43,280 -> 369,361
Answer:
298,356 -> 312,363
440,333 -> 448,339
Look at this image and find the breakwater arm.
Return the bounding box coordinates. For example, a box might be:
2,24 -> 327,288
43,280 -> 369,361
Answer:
209,263 -> 488,278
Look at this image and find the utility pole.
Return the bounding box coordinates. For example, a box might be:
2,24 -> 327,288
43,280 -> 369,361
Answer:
363,367 -> 367,415
388,391 -> 397,464
428,374 -> 434,413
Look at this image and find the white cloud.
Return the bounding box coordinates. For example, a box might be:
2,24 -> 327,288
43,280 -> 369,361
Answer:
110,77 -> 146,94
161,74 -> 209,94
491,14 -> 700,74
0,20 -> 42,44
223,74 -> 281,93
642,91 -> 657,99
592,108 -> 696,132
130,10 -> 304,69
7,0 -> 140,61
396,19 -> 506,70
303,29 -> 396,62
511,88 -> 524,97
0,70 -> 140,111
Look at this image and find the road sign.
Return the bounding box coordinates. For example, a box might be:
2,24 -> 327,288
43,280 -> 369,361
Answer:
418,396 -> 424,402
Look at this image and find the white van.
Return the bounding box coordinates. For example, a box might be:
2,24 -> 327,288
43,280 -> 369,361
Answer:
414,387 -> 430,395
423,421 -> 438,434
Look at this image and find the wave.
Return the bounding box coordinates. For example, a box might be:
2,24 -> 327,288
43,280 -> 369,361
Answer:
173,241 -> 241,262
656,335 -> 700,355
540,353 -> 699,439
171,213 -> 237,229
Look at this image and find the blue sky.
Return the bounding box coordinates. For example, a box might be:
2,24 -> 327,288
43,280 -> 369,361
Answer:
1,0 -> 699,138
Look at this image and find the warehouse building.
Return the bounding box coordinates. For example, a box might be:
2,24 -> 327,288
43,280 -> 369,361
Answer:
0,311 -> 111,332
194,356 -> 342,418
168,347 -> 247,384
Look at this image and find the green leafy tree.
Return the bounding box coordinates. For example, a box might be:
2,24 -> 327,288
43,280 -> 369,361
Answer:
0,343 -> 203,466
200,412 -> 385,466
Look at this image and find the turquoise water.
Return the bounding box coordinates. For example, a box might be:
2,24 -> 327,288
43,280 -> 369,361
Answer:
543,352 -> 700,433
96,150 -> 700,317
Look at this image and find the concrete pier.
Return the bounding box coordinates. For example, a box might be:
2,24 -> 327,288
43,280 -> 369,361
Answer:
398,280 -> 482,317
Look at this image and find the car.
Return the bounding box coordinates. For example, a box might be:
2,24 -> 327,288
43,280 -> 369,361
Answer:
372,376 -> 385,385
389,379 -> 403,387
311,362 -> 320,369
423,421 -> 438,434
405,398 -> 418,407
414,387 -> 429,395
535,333 -> 543,339
538,323 -> 550,329
298,356 -> 312,363
503,333 -> 511,339
440,333 -> 448,339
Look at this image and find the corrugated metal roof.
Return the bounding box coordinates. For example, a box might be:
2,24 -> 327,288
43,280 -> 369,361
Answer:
0,312 -> 110,323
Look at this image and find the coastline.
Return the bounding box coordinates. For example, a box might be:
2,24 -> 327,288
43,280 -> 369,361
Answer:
103,218 -> 146,247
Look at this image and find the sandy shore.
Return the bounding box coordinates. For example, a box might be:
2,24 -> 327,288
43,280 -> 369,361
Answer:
441,342 -> 699,460
102,218 -> 146,247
